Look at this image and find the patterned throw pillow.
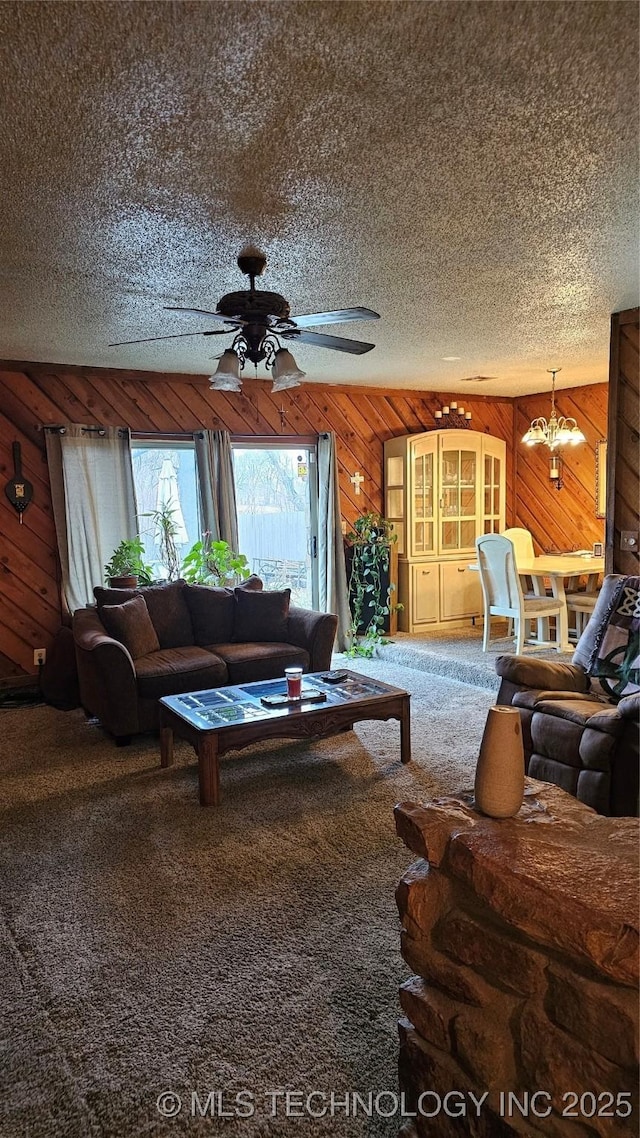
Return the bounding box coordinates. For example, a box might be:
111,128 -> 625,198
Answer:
100,596 -> 160,660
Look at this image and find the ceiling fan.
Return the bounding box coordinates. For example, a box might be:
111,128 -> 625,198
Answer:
109,246 -> 380,391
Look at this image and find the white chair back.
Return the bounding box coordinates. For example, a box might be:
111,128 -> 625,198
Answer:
476,534 -> 524,615
502,527 -> 535,565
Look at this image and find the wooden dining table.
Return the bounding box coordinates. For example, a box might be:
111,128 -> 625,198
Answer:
469,554 -> 604,651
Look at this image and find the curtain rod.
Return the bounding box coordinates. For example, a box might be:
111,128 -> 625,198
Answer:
132,431 -> 204,441
231,434 -> 317,445
41,426 -> 205,440
41,425 -> 128,437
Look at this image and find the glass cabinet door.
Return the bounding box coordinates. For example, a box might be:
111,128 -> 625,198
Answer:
483,451 -> 503,533
412,447 -> 435,555
440,445 -> 477,553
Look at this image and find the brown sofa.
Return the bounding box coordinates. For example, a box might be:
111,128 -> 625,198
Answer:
495,573 -> 639,817
73,577 -> 338,743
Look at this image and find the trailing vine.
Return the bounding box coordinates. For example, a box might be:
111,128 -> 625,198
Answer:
345,512 -> 400,658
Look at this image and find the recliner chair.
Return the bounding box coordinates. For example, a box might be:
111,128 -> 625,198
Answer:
495,573 -> 639,817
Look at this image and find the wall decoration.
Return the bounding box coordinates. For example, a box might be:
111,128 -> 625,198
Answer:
4,441 -> 33,523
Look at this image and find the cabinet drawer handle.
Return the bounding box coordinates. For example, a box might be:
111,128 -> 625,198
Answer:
457,567 -> 467,572
422,570 -> 430,575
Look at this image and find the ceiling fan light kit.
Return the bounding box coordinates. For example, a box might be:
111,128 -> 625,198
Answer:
111,246 -> 379,395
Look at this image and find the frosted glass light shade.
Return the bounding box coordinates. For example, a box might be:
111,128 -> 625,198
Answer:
272,348 -> 306,391
209,351 -> 242,391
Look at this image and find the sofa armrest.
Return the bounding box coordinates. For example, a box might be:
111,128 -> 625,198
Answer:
73,607 -> 140,738
617,692 -> 640,720
287,606 -> 338,671
495,654 -> 589,692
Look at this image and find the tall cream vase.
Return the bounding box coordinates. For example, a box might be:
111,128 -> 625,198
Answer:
474,706 -> 525,818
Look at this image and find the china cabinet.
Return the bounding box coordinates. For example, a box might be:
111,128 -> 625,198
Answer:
384,429 -> 506,631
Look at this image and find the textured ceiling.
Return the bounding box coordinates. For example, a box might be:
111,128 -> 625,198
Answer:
0,0 -> 638,396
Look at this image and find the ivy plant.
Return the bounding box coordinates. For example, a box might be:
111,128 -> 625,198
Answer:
345,512 -> 400,658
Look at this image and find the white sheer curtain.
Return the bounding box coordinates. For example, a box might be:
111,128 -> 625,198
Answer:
45,426 -> 137,613
194,429 -> 239,548
317,432 -> 351,650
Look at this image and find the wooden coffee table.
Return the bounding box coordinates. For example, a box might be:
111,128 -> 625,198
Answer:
159,670 -> 411,806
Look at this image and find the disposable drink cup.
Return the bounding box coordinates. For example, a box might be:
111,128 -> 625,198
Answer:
285,667 -> 303,699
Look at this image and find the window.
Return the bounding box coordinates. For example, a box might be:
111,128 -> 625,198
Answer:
131,441 -> 199,579
232,443 -> 318,607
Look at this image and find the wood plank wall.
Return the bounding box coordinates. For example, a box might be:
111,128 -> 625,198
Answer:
606,308 -> 639,575
514,382 -> 607,555
0,360 -> 606,679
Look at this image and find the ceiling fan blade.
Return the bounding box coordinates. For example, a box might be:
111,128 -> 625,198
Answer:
164,307 -> 237,324
108,329 -> 230,347
284,306 -> 380,330
281,329 -> 375,354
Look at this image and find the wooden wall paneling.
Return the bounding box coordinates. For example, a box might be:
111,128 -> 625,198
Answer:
0,371 -> 65,441
607,308 -> 640,574
0,358 -> 603,680
116,375 -> 187,430
514,384 -> 607,555
34,369 -> 99,424
81,373 -> 171,430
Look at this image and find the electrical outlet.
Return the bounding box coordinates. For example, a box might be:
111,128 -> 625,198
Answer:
34,648 -> 46,666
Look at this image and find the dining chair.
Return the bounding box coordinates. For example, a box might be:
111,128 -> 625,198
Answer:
475,534 -> 564,653
562,587 -> 596,641
501,526 -> 550,640
502,527 -> 535,563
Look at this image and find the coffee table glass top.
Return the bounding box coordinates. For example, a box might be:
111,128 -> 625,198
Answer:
160,671 -> 406,731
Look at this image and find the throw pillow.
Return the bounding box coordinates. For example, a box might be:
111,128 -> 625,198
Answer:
100,596 -> 160,659
139,580 -> 194,648
96,581 -> 195,649
233,587 -> 291,643
184,585 -> 236,645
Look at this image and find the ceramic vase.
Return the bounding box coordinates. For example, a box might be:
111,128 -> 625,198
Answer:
474,706 -> 525,818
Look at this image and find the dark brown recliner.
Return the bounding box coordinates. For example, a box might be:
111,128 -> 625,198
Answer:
495,574 -> 639,817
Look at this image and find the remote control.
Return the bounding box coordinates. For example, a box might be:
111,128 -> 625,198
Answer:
321,670 -> 348,683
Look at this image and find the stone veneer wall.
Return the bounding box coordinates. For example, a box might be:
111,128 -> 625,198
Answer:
394,781 -> 639,1138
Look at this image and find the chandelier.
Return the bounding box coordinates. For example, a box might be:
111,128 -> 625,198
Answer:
208,330 -> 305,394
521,368 -> 585,451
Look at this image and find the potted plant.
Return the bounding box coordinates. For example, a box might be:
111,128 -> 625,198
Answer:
180,533 -> 250,586
140,502 -> 182,582
104,538 -> 154,589
344,512 -> 400,658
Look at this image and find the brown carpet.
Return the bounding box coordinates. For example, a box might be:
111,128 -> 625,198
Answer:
0,660 -> 495,1137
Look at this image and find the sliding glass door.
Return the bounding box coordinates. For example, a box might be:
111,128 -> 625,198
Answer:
232,443 -> 318,608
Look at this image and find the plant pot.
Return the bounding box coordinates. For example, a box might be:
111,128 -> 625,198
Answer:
108,575 -> 139,589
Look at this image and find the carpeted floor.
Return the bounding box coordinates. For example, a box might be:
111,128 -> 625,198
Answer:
0,660 -> 495,1138
370,624 -> 574,691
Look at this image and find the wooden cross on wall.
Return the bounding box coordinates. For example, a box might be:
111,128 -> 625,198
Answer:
350,471 -> 365,495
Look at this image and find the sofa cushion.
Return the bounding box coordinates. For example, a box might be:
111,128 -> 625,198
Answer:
209,641 -> 308,685
95,580 -> 194,649
100,596 -> 160,660
184,585 -> 235,645
233,587 -> 291,643
134,647 -> 227,700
